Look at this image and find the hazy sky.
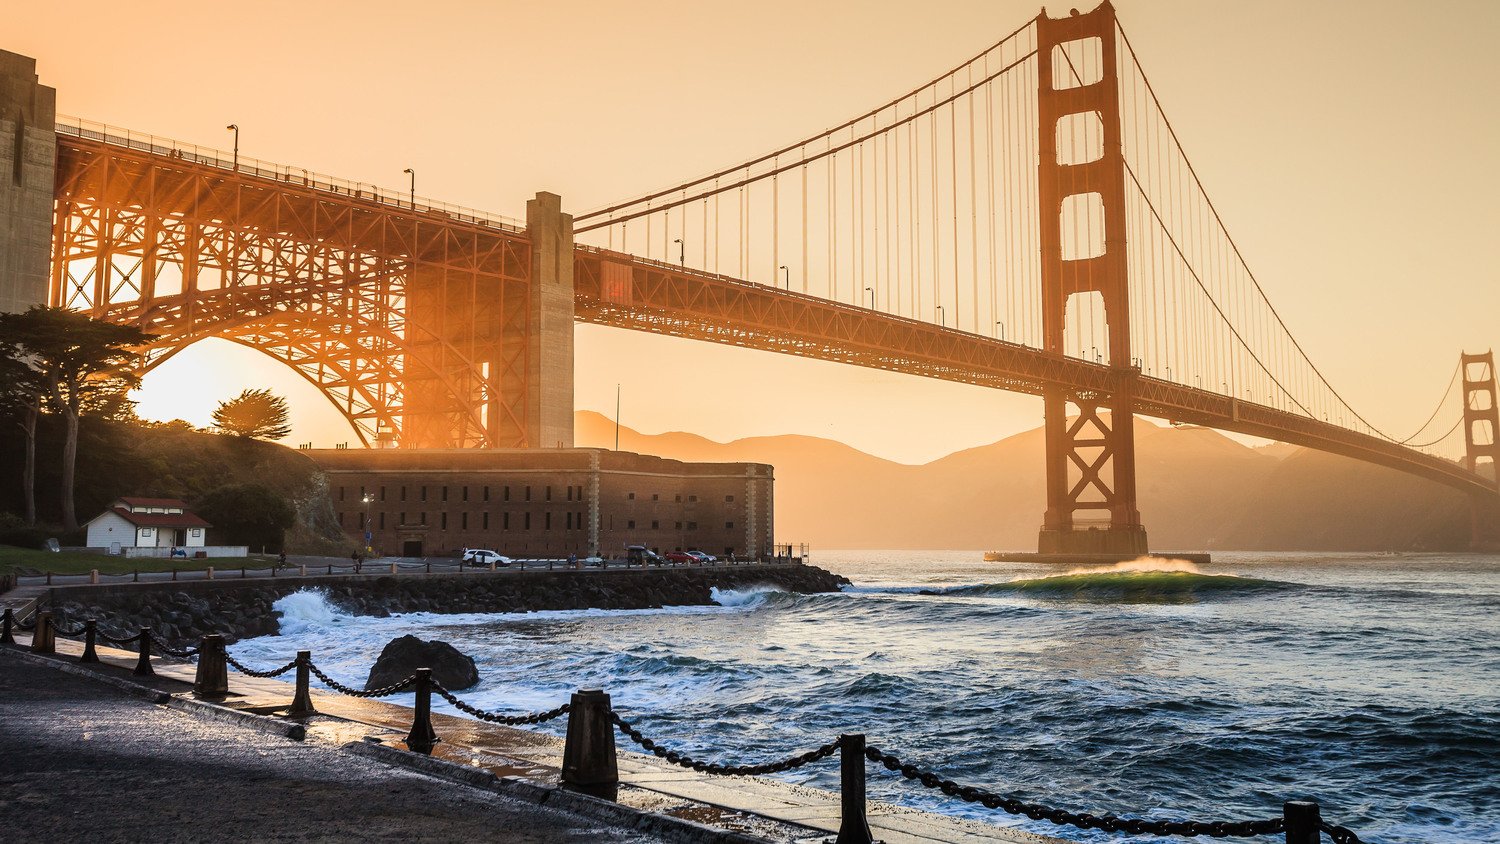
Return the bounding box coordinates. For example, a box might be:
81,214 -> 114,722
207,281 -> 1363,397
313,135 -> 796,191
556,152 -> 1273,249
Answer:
12,1 -> 1498,462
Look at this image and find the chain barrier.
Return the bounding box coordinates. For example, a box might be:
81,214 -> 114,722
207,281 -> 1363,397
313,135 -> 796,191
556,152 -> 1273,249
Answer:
611,712 -> 842,776
14,617 -> 37,631
863,744 -> 1292,840
224,653 -> 298,678
306,661 -> 416,698
99,631 -> 144,646
155,642 -> 201,658
430,681 -> 572,725
52,622 -> 87,637
1320,821 -> 1365,844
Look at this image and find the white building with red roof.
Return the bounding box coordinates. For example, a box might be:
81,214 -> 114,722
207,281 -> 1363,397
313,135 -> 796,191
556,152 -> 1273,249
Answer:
84,497 -> 214,555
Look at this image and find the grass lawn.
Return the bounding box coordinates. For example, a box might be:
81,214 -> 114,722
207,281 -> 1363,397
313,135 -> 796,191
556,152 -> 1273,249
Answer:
0,545 -> 277,576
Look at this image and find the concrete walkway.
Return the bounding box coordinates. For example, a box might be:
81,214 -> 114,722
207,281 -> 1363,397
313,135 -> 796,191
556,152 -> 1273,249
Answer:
0,655 -> 657,842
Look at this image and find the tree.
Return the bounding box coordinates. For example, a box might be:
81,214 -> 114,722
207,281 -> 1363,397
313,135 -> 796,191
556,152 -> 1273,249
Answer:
212,388 -> 292,440
0,307 -> 151,531
194,483 -> 296,552
0,352 -> 46,525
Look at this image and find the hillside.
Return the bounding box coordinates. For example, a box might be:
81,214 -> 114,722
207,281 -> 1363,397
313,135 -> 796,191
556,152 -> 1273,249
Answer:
575,411 -> 1471,551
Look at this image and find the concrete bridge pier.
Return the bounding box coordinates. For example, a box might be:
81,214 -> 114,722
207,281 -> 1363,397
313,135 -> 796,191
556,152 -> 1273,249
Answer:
0,49 -> 54,313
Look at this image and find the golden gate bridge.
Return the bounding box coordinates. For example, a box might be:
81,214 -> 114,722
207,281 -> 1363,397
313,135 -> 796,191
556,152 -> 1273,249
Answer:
24,2 -> 1500,553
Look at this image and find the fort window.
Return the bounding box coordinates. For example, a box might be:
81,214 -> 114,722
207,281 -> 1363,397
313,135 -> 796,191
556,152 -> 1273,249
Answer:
524,512 -> 532,530
483,512 -> 490,530
628,492 -> 635,500
338,486 -> 345,502
628,520 -> 636,529
525,486 -> 532,502
379,486 -> 386,502
545,512 -> 552,530
675,494 -> 682,502
462,486 -> 469,502
566,512 -> 572,530
503,512 -> 510,530
420,512 -> 427,526
461,512 -> 468,529
401,486 -> 407,502
379,512 -> 385,529
442,486 -> 449,502
504,486 -> 511,502
725,495 -> 734,502
651,520 -> 659,530
675,521 -> 682,530
726,521 -> 734,529
566,486 -> 573,502
546,486 -> 552,502
688,495 -> 697,502
687,521 -> 697,530
441,512 -> 448,529
652,494 -> 659,501
421,486 -> 427,502
483,486 -> 490,502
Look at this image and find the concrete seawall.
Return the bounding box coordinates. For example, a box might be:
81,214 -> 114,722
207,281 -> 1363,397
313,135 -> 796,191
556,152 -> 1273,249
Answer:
43,563 -> 849,645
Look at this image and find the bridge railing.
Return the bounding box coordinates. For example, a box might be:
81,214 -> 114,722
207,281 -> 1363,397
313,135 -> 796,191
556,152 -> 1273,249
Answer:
54,115 -> 525,233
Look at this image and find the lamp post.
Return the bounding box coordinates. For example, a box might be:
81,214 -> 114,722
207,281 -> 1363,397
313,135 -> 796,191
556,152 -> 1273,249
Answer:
778,265 -> 790,289
225,124 -> 239,171
995,321 -> 1005,341
673,238 -> 684,267
361,493 -> 374,552
935,305 -> 945,327
403,168 -> 415,209
865,286 -> 874,310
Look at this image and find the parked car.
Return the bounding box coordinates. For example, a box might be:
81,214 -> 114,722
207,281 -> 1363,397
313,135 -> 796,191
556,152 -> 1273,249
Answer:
664,550 -> 697,565
686,550 -> 716,563
582,556 -> 605,567
625,545 -> 664,566
462,548 -> 513,567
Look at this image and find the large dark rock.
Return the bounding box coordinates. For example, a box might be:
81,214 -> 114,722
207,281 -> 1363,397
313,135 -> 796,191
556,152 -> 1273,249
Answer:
364,634 -> 480,691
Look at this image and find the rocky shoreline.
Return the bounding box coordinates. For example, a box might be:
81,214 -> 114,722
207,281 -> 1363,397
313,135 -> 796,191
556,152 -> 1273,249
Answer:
45,564 -> 849,646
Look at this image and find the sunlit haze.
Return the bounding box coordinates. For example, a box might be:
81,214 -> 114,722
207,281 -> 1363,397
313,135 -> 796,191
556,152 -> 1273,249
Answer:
15,0 -> 1498,462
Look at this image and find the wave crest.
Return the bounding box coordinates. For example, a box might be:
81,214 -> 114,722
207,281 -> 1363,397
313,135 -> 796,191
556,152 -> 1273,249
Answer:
946,560 -> 1286,603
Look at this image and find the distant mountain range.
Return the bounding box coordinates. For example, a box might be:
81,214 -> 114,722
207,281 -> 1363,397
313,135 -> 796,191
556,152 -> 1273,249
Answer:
575,411 -> 1471,551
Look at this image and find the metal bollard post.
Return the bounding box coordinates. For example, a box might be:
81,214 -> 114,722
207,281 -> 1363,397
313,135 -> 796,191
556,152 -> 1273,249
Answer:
1,607 -> 13,644
30,611 -> 55,654
194,634 -> 228,699
1284,800 -> 1322,844
299,564 -> 307,577
327,564 -> 332,575
425,560 -> 431,574
405,668 -> 439,754
133,570 -> 139,582
835,734 -> 874,844
206,567 -> 214,580
390,562 -> 398,574
80,619 -> 100,663
89,569 -> 99,584
134,628 -> 155,676
561,689 -> 618,789
287,651 -> 316,716
46,571 -> 52,585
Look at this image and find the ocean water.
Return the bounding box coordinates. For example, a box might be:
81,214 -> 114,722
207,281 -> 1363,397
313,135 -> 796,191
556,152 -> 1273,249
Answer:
232,552 -> 1500,842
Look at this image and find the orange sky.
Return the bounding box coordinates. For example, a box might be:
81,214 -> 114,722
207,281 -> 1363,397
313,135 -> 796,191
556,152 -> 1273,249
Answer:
11,0 -> 1499,462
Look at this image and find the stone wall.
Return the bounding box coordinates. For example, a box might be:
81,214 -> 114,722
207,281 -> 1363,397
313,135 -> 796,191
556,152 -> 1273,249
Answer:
45,564 -> 847,647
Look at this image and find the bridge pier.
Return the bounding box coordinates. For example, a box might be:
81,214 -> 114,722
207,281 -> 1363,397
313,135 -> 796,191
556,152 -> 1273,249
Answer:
1033,3 -> 1150,558
0,50 -> 54,313
1461,351 -> 1500,549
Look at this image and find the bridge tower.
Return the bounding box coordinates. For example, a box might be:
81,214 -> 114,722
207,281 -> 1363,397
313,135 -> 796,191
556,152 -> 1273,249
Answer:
0,50 -> 55,313
1461,351 -> 1500,548
1034,2 -> 1148,557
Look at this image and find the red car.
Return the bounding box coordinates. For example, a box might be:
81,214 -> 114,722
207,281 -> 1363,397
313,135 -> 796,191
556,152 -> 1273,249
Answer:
664,550 -> 696,565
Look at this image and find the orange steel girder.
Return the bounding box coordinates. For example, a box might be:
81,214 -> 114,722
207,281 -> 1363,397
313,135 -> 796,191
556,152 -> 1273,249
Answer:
50,136 -> 532,448
574,248 -> 1492,500
1035,1 -> 1146,554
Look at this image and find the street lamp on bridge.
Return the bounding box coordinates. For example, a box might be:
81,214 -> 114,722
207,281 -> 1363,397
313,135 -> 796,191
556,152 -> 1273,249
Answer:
779,265 -> 789,289
936,305 -> 945,327
225,124 -> 238,171
865,286 -> 874,310
673,238 -> 684,267
403,168 -> 415,210
995,321 -> 1005,341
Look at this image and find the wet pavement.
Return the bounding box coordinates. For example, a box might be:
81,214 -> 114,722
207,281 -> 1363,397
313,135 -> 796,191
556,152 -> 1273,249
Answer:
0,654 -> 654,842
